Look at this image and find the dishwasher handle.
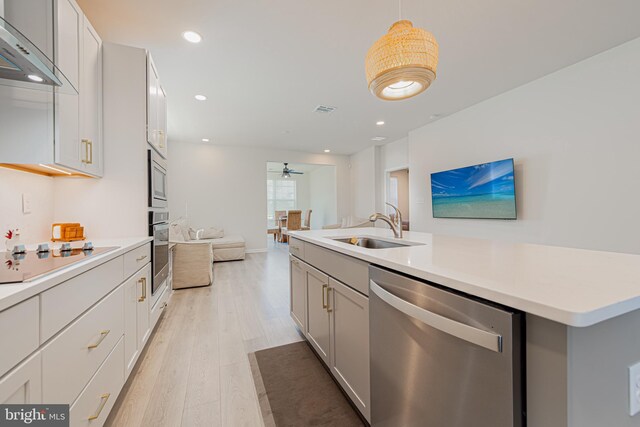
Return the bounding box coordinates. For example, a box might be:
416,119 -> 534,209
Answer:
370,280 -> 503,353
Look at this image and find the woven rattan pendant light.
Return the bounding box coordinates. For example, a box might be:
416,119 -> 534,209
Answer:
365,2 -> 439,101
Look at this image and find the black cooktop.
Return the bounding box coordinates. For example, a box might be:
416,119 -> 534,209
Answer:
1,247 -> 118,284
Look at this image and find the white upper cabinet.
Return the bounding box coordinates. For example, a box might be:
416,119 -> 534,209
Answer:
54,0 -> 82,172
53,0 -> 104,176
0,0 -> 103,177
147,54 -> 168,158
79,16 -> 103,176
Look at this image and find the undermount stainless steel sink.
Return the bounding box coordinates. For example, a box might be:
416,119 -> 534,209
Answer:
330,237 -> 419,249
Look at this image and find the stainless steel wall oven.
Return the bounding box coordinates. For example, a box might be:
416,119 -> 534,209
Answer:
149,210 -> 169,295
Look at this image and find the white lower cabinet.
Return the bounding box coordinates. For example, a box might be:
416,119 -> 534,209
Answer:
70,338 -> 124,427
329,278 -> 370,421
150,282 -> 169,331
291,247 -> 371,422
0,243 -> 156,425
0,297 -> 39,379
306,265 -> 331,366
124,264 -> 152,377
137,265 -> 152,350
290,255 -> 307,332
0,352 -> 42,404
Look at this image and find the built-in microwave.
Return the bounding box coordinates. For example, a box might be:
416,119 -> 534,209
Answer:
148,149 -> 168,208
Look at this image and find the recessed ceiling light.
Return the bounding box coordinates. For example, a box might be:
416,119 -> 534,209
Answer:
371,136 -> 386,142
429,114 -> 441,120
202,138 -> 210,142
194,94 -> 207,101
324,149 -> 331,153
182,31 -> 202,43
376,121 -> 385,126
27,74 -> 43,82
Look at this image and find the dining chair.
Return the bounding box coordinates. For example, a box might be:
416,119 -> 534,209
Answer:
281,210 -> 302,243
301,209 -> 312,230
274,210 -> 286,241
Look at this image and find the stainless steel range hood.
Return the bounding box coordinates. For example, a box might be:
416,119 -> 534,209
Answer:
0,13 -> 76,94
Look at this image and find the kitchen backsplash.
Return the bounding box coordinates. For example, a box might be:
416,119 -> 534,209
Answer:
0,167 -> 55,245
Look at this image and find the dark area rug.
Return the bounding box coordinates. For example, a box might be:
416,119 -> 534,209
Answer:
249,341 -> 365,427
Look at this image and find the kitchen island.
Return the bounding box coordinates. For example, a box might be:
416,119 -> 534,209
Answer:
289,228 -> 640,427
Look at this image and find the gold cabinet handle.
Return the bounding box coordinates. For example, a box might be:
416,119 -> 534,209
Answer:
322,284 -> 328,309
88,393 -> 110,420
81,139 -> 89,163
81,139 -> 93,164
138,277 -> 147,302
87,330 -> 110,349
158,130 -> 165,148
136,255 -> 147,262
326,287 -> 332,313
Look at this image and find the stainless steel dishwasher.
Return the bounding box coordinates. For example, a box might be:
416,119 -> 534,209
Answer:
369,266 -> 524,427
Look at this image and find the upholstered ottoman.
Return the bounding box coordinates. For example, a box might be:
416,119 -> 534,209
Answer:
172,241 -> 213,289
209,235 -> 246,262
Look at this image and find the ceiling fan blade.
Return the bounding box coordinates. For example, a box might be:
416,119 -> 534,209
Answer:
290,171 -> 304,174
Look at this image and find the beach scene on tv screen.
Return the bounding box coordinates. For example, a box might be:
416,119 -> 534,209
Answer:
431,159 -> 516,219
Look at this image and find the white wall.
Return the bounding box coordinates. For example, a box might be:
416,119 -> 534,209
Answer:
349,146 -> 378,219
405,37 -> 640,254
168,142 -> 350,251
309,166 -> 337,229
0,168 -> 55,243
348,138 -> 409,222
381,137 -> 409,171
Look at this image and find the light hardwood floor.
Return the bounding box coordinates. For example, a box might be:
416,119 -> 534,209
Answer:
106,241 -> 302,427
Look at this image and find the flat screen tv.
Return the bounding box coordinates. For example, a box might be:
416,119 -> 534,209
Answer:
430,158 -> 517,219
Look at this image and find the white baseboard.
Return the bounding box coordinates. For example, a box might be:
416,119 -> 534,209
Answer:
246,248 -> 268,254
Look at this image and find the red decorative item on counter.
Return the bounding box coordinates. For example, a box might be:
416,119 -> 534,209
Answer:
5,230 -> 13,240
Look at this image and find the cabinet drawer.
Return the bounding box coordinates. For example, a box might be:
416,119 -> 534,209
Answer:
70,337 -> 124,427
289,237 -> 305,260
0,297 -> 39,378
150,284 -> 169,330
41,257 -> 124,343
42,285 -> 124,404
123,243 -> 150,280
304,243 -> 369,296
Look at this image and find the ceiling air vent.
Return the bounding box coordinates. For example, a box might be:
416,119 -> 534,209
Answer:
371,136 -> 386,142
314,105 -> 337,114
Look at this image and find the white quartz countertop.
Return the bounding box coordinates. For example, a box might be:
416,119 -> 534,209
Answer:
289,228 -> 640,327
0,237 -> 152,312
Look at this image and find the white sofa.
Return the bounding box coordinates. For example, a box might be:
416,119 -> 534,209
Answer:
169,220 -> 246,290
322,216 -> 374,230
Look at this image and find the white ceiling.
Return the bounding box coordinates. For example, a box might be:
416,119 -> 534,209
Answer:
78,0 -> 640,155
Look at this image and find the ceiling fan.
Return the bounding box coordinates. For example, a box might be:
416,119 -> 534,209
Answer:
281,163 -> 303,178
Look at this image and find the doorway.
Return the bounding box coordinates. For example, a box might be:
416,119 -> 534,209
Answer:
386,168 -> 409,230
265,162 -> 337,246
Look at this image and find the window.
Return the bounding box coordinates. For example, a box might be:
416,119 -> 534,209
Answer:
267,178 -> 297,222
